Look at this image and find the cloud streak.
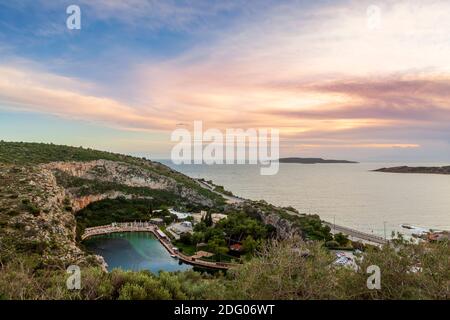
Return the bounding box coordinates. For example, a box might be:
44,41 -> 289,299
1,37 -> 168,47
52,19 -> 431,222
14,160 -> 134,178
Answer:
0,64 -> 172,131
1,0 -> 450,159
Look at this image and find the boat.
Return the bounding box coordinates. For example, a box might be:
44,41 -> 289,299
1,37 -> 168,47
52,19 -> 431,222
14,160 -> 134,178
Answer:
170,254 -> 178,259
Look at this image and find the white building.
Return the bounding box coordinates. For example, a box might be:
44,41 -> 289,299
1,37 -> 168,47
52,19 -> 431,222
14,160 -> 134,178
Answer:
167,221 -> 194,237
169,208 -> 190,220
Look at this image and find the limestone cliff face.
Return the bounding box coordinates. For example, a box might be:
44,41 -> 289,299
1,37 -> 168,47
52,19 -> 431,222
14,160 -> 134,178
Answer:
0,159 -> 221,268
0,165 -> 87,267
42,160 -> 171,189
71,192 -> 132,212
233,202 -> 305,240
260,213 -> 302,239
41,160 -> 215,209
1,157 -> 223,269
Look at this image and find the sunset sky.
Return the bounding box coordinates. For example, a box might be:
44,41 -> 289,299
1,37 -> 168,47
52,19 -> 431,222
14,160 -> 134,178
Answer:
1,0 -> 450,161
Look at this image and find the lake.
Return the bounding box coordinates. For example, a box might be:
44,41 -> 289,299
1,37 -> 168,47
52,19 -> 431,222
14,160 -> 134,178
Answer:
83,232 -> 192,273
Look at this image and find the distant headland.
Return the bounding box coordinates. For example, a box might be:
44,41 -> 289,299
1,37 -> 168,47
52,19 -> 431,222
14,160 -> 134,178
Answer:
278,157 -> 358,164
374,166 -> 450,175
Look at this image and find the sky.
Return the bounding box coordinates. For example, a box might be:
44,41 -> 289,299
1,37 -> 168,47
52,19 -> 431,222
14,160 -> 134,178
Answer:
0,0 -> 450,161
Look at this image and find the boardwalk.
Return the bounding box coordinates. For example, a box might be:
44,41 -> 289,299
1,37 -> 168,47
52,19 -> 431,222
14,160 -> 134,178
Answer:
82,222 -> 238,270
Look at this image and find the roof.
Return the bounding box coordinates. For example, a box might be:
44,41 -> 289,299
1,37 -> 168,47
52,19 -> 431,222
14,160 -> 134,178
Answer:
169,208 -> 190,219
230,243 -> 242,251
428,232 -> 450,241
156,229 -> 167,238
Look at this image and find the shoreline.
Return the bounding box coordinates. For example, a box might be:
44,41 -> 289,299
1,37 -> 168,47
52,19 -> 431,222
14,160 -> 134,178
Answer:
172,163 -> 450,240
194,178 -> 390,246
82,223 -> 237,271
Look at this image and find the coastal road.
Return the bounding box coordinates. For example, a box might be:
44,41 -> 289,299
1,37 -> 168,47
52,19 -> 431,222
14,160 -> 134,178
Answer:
195,178 -> 386,246
323,221 -> 387,246
284,209 -> 387,246
196,179 -> 245,204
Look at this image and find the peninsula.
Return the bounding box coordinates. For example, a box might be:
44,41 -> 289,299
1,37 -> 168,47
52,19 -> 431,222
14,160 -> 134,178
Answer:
374,166 -> 450,175
278,157 -> 358,164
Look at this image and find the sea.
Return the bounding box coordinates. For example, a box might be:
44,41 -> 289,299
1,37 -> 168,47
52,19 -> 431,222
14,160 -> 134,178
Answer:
162,161 -> 450,238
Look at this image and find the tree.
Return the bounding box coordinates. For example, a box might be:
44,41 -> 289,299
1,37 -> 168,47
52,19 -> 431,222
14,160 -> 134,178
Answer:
194,222 -> 207,232
191,232 -> 204,245
208,237 -> 228,261
242,235 -> 258,254
216,246 -> 229,261
325,240 -> 340,248
163,215 -> 174,225
213,237 -> 450,300
204,211 -> 213,227
220,239 -> 340,299
334,233 -> 349,247
179,233 -> 192,245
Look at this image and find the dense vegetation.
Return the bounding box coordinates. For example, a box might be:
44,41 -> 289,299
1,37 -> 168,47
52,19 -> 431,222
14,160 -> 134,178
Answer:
219,237 -> 450,299
1,237 -> 448,300
248,200 -> 334,242
175,211 -> 276,260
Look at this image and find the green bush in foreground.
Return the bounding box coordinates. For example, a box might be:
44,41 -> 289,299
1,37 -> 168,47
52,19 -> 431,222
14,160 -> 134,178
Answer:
216,238 -> 449,300
0,238 -> 448,300
0,256 -> 224,300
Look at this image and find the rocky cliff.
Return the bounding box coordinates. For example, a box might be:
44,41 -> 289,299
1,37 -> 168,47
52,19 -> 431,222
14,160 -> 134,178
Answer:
1,156 -> 224,268
0,165 -> 89,267
260,212 -> 303,239
0,142 -> 327,270
42,160 -> 217,210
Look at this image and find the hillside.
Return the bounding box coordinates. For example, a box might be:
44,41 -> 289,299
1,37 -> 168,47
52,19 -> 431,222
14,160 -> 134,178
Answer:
0,141 -> 330,267
0,142 -> 228,268
0,142 -> 448,300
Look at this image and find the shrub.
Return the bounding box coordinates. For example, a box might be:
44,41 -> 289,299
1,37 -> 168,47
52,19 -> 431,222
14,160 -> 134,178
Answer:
325,240 -> 340,248
334,233 -> 350,247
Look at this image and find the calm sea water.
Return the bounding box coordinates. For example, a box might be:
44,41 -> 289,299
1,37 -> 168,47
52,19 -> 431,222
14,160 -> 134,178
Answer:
84,232 -> 192,273
164,162 -> 450,237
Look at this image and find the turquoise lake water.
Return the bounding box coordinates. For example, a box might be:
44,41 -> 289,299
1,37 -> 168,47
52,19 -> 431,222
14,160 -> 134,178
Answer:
83,232 -> 192,273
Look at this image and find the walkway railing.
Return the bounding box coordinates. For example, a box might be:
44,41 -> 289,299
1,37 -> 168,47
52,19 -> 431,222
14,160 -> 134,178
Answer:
81,222 -> 239,270
81,222 -> 155,240
322,221 -> 387,245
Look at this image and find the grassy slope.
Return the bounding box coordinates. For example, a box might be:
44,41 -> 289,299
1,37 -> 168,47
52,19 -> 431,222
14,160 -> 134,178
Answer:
0,141 -> 334,241
0,141 -> 224,205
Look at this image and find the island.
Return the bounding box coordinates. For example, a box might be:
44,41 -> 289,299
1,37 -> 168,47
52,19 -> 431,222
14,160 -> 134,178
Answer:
374,166 -> 450,175
0,141 -> 447,301
278,157 -> 358,164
